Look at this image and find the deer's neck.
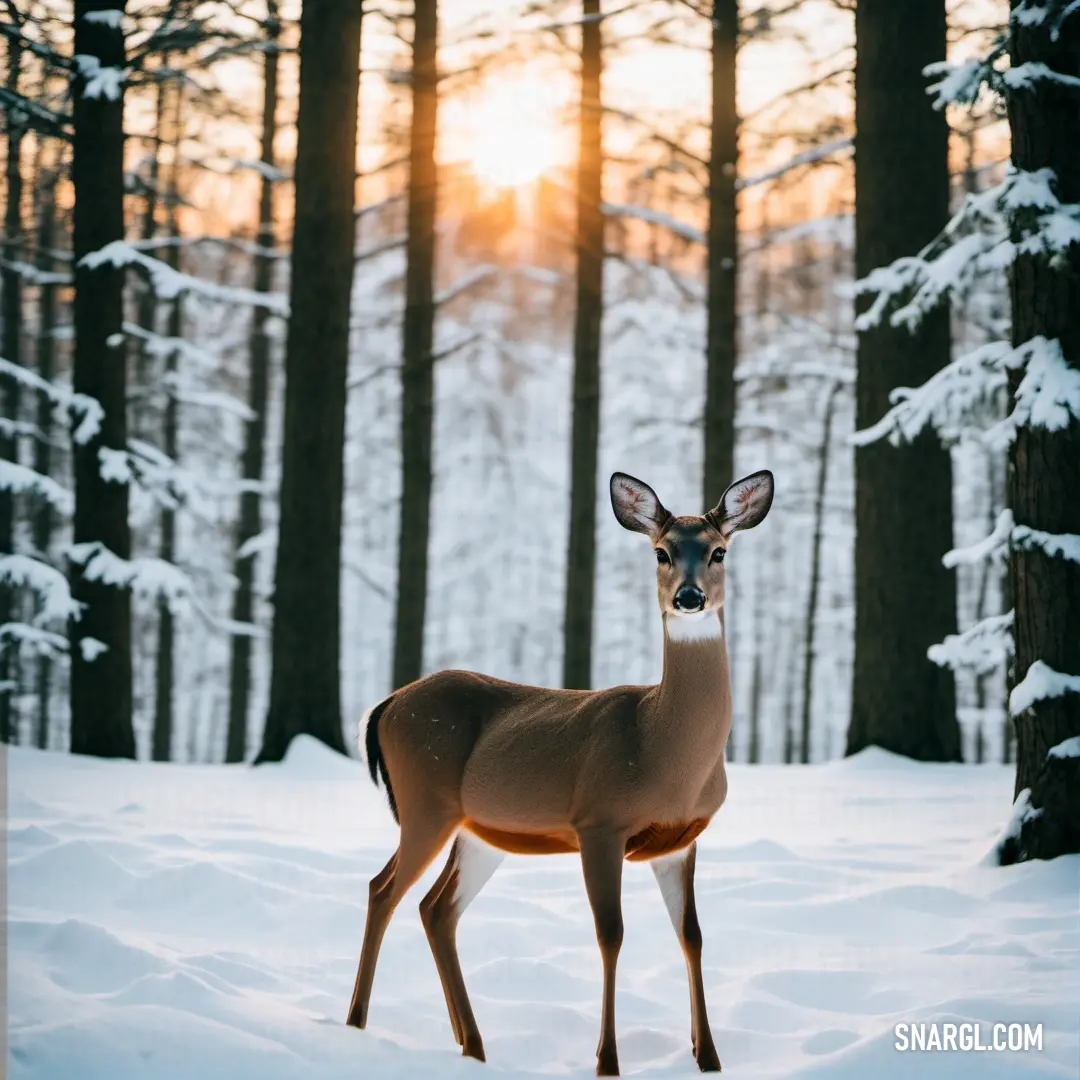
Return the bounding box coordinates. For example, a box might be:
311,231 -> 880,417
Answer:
655,610 -> 732,749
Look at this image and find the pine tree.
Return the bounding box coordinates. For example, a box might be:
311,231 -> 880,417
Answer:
391,0 -> 439,691
562,0 -> 605,691
1000,0 -> 1080,863
226,1 -> 281,763
32,162 -> 60,750
257,0 -> 363,762
152,80 -> 185,763
70,0 -> 135,759
847,0 -> 960,762
1,6 -> 26,743
703,0 -> 738,510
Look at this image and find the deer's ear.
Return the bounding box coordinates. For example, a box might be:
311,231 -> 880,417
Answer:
610,472 -> 672,538
707,470 -> 774,538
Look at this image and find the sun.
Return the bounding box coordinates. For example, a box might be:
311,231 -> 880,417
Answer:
464,75 -> 564,189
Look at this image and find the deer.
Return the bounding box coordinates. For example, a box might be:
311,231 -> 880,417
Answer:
346,468 -> 774,1076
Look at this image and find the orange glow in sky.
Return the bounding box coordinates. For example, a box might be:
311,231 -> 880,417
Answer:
460,74 -> 566,189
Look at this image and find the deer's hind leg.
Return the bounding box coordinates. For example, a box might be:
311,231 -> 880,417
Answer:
419,831 -> 505,1061
651,842 -> 721,1072
346,805 -> 461,1030
417,844 -> 466,1047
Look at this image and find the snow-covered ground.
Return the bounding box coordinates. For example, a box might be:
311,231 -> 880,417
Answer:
6,738 -> 1078,1080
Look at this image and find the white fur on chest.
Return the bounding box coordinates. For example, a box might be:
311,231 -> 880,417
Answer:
664,611 -> 723,643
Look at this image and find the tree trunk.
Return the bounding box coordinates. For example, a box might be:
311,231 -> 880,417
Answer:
1000,0 -> 1080,864
70,0 -> 134,759
847,0 -> 960,762
151,343 -> 178,761
391,0 -> 439,691
1,25 -> 25,743
152,83 -> 184,763
747,647 -> 761,764
562,0 -> 604,691
133,63 -> 169,441
34,167 -> 59,751
702,0 -> 738,509
257,0 -> 362,763
226,2 -> 280,764
800,380 -> 841,764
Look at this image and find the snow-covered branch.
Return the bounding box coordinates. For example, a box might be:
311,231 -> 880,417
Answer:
855,168 -> 1080,337
100,440 -> 261,518
602,203 -> 705,246
0,258 -> 72,286
928,611 -> 1013,673
852,335 -> 1080,450
851,340 -> 1009,448
121,321 -> 221,371
1010,659 -> 1080,716
81,242 -> 289,315
990,336 -> 1080,447
1003,60 -> 1080,92
1048,735 -> 1080,759
736,137 -> 854,191
0,461 -> 73,514
236,526 -> 276,562
163,375 -> 254,421
939,508 -> 1080,574
0,555 -> 82,623
0,357 -> 103,444
924,35 -> 1006,109
82,8 -> 125,29
942,510 -> 1012,568
74,54 -> 130,101
69,542 -> 196,614
1011,523 -> 1080,562
0,622 -> 69,659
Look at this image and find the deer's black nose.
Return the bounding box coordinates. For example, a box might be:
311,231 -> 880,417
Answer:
673,585 -> 706,612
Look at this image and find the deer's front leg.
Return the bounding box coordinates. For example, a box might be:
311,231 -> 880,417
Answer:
578,829 -> 626,1077
651,842 -> 721,1072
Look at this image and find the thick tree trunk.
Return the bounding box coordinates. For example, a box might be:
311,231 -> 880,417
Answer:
152,87 -> 183,764
702,0 -> 738,509
391,0 -> 438,691
1000,0 -> 1080,864
34,167 -> 59,751
847,0 -> 960,761
1,27 -> 25,743
70,0 -> 134,759
562,0 -> 604,691
800,380 -> 841,764
226,3 -> 279,764
257,0 -> 362,762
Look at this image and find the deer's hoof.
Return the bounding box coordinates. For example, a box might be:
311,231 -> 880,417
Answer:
596,1046 -> 620,1076
695,1042 -> 721,1072
462,1036 -> 486,1063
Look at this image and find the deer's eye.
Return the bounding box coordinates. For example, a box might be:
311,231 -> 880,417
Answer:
655,548 -> 670,565
710,547 -> 726,564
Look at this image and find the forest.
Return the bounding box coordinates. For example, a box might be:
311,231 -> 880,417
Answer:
1,0 -> 1078,870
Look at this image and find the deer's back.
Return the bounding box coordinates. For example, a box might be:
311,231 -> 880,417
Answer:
378,669 -> 650,827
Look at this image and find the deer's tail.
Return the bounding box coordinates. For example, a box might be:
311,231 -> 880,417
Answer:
362,696 -> 398,824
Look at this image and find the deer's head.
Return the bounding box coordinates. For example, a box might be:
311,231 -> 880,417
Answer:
610,470 -> 774,624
